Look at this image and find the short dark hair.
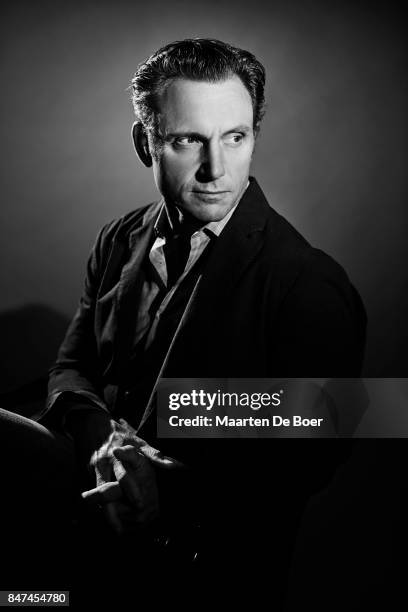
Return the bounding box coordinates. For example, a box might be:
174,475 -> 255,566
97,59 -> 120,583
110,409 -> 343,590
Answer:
130,38 -> 266,134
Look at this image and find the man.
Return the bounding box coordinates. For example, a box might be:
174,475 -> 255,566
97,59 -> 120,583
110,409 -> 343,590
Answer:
2,39 -> 366,602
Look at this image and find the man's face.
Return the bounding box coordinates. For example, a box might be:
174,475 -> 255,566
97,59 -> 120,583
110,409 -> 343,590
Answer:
150,76 -> 255,222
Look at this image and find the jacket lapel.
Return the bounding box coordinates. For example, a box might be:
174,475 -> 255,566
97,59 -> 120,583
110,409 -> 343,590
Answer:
182,177 -> 270,331
112,202 -> 161,378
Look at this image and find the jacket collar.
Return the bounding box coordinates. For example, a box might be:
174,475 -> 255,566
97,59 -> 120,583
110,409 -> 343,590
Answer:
183,176 -> 270,327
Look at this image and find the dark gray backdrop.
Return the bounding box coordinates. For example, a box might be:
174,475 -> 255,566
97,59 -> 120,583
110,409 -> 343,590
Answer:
1,0 -> 407,391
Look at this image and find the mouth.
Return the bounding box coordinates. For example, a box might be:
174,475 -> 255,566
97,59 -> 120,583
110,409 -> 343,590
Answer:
192,190 -> 229,195
191,190 -> 229,203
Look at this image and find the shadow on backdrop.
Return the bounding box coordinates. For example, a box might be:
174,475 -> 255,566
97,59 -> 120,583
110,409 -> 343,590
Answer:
0,304 -> 69,416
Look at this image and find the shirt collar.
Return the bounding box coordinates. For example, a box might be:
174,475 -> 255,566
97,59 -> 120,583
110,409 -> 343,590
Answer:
202,202 -> 238,238
153,201 -> 183,239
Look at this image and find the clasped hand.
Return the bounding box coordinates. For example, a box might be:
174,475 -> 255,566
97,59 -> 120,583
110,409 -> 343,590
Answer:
81,418 -> 182,535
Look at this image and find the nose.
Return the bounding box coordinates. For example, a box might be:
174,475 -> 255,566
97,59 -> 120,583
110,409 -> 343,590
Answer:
197,141 -> 226,182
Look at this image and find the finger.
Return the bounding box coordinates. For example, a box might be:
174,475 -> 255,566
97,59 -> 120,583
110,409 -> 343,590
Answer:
118,418 -> 137,435
91,447 -> 115,485
112,445 -> 144,468
117,419 -> 147,447
115,441 -> 183,469
113,445 -> 158,476
138,443 -> 185,469
113,447 -> 160,525
111,448 -> 143,507
81,481 -> 122,505
116,419 -> 160,454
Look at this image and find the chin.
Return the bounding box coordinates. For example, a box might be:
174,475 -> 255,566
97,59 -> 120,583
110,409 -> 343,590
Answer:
191,204 -> 233,223
183,195 -> 237,223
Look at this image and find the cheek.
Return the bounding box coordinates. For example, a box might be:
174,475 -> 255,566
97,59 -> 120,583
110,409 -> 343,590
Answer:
228,151 -> 253,176
160,153 -> 198,188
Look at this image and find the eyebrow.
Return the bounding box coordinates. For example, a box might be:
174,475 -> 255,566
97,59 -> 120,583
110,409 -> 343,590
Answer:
164,125 -> 252,140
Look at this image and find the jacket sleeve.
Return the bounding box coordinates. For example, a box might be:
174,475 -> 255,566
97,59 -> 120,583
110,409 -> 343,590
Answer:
39,220 -> 118,424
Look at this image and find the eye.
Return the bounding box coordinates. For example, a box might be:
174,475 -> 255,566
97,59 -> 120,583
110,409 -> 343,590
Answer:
224,133 -> 245,146
174,136 -> 201,147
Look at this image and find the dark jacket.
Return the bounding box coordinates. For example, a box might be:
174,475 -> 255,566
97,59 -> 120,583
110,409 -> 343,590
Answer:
46,177 -> 366,417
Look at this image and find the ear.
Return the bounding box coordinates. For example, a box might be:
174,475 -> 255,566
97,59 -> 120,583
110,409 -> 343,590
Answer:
132,122 -> 153,168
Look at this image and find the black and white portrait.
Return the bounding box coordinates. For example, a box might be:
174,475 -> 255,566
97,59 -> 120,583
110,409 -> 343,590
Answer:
0,2 -> 406,609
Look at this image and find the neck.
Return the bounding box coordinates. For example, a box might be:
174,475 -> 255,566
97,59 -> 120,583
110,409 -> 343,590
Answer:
165,203 -> 206,235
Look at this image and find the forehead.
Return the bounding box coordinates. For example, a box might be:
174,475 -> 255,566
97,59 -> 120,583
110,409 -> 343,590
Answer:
156,76 -> 254,133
